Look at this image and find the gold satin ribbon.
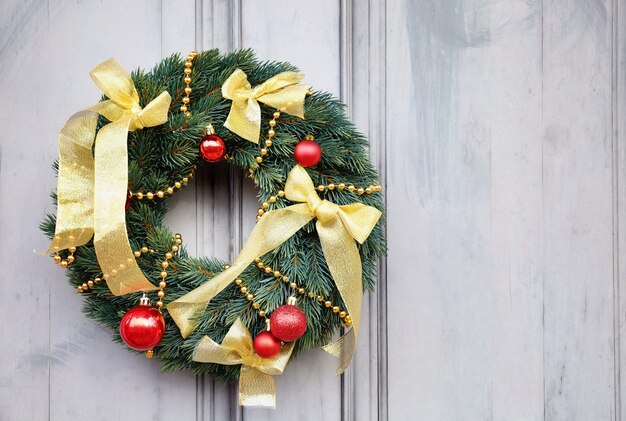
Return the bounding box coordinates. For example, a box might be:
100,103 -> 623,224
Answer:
47,58 -> 172,295
222,69 -> 309,143
193,318 -> 294,407
169,165 -> 381,373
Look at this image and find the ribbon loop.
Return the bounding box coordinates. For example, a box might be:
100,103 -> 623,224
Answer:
169,165 -> 381,374
192,318 -> 294,407
222,69 -> 309,143
47,58 -> 172,296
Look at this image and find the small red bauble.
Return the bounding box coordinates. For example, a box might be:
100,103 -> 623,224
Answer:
200,134 -> 226,162
294,140 -> 322,167
269,301 -> 307,342
119,303 -> 165,351
253,331 -> 282,358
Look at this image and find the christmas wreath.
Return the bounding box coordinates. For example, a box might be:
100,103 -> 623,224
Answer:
41,49 -> 385,407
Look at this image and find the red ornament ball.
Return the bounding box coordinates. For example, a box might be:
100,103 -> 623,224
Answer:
200,134 -> 226,162
294,140 -> 322,167
119,304 -> 165,351
253,331 -> 282,358
270,304 -> 307,342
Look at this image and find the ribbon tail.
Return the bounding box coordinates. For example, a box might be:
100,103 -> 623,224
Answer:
168,204 -> 314,337
239,366 -> 276,408
224,98 -> 261,143
317,219 -> 363,374
259,83 -> 309,119
93,114 -> 157,295
47,110 -> 98,253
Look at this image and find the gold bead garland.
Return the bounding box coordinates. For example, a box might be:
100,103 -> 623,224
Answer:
129,167 -> 196,202
180,51 -> 199,117
53,246 -> 77,269
254,111 -> 281,166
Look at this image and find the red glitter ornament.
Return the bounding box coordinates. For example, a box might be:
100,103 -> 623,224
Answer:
294,139 -> 322,167
269,297 -> 307,342
253,331 -> 281,358
199,125 -> 226,162
119,295 -> 165,351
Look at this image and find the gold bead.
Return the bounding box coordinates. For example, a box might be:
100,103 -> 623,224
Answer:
182,96 -> 190,104
348,185 -> 355,192
184,61 -> 192,67
174,182 -> 182,189
257,262 -> 264,268
252,302 -> 260,309
94,278 -> 101,284
184,68 -> 192,75
273,271 -> 281,278
265,139 -> 273,147
223,264 -> 230,269
259,310 -> 266,317
53,255 -> 62,263
134,251 -> 141,257
175,233 -> 182,239
273,111 -> 281,118
278,190 -> 285,197
339,311 -> 347,318
82,283 -> 88,289
182,177 -> 189,183
87,280 -> 94,287
235,279 -> 243,285
317,185 -> 325,192
141,246 -> 149,253
146,192 -> 154,200
264,267 -> 272,273
76,286 -> 83,293
338,183 -> 346,190
166,187 -> 174,195
159,281 -> 166,288
365,187 -> 372,194
157,291 -> 165,298
328,183 -> 335,190
240,286 -> 248,294
162,261 -> 169,269
246,293 -> 254,301
269,119 -> 276,127
160,271 -> 168,278
155,190 -> 164,199
184,87 -> 192,94
255,258 -> 261,263
184,76 -> 192,84
68,247 -> 77,253
317,295 -> 324,302
344,319 -> 353,327
180,105 -> 188,112
156,300 -> 164,308
145,349 -> 154,358
307,292 -> 315,298
256,156 -> 263,163
172,245 -> 179,252
257,209 -> 265,216
185,111 -> 192,117
345,315 -> 352,322
60,260 -> 68,269
67,255 -> 75,263
290,282 -> 297,289
298,288 -> 305,295
165,252 -> 173,260
136,192 -> 144,200
268,129 -> 275,137
269,196 -> 277,203
357,188 -> 365,195
332,306 -> 340,313
281,276 -> 289,283
260,148 -> 268,155
262,202 -> 269,209
324,300 -> 332,307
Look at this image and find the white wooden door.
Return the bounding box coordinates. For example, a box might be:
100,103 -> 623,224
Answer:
1,0 -> 624,420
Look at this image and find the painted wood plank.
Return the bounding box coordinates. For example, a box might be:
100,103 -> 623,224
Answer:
542,1 -> 616,419
238,0 -> 343,419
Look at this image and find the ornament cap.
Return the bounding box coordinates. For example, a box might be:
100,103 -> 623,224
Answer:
287,296 -> 297,306
139,292 -> 150,306
205,124 -> 215,135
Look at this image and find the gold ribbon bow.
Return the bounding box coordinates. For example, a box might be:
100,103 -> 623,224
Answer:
193,318 -> 294,407
168,165 -> 381,373
222,69 -> 309,143
47,58 -> 172,295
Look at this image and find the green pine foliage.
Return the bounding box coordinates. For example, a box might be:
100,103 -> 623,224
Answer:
40,49 -> 386,383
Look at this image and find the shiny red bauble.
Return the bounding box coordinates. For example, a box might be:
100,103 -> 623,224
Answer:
200,134 -> 226,162
119,304 -> 166,351
294,140 -> 322,167
253,331 -> 282,358
269,304 -> 307,342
